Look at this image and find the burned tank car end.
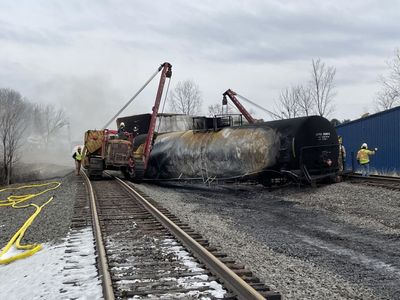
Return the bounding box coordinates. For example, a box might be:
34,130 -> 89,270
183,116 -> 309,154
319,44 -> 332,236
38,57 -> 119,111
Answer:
143,115 -> 339,185
260,116 -> 339,183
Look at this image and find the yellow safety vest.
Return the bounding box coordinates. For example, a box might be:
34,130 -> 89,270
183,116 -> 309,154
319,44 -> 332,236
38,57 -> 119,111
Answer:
75,151 -> 82,161
357,149 -> 373,164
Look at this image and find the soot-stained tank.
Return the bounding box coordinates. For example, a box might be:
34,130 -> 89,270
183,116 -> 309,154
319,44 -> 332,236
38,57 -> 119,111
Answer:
144,115 -> 339,183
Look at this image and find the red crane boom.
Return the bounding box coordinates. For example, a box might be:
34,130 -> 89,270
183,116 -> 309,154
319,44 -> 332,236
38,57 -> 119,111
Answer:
222,89 -> 256,124
143,62 -> 172,169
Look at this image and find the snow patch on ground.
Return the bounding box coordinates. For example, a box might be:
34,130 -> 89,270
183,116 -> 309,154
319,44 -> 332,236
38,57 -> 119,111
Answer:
160,238 -> 226,299
0,227 -> 102,300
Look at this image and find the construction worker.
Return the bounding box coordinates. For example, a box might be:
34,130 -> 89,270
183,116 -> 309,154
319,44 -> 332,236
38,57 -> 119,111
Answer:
72,146 -> 82,175
118,122 -> 126,139
356,143 -> 377,176
338,136 -> 346,172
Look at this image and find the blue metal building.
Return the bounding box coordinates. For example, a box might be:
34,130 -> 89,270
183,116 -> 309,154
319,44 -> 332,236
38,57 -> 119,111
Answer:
336,106 -> 400,174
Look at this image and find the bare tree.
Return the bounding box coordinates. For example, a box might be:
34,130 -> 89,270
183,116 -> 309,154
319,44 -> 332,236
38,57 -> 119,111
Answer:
375,89 -> 398,111
297,85 -> 314,116
169,80 -> 202,115
208,103 -> 237,116
310,58 -> 336,117
33,104 -> 69,149
0,88 -> 28,184
375,49 -> 400,111
208,104 -> 223,116
273,59 -> 336,120
272,86 -> 301,119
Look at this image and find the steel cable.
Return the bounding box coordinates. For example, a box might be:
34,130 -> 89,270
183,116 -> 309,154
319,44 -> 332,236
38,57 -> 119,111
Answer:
103,65 -> 162,129
157,77 -> 172,133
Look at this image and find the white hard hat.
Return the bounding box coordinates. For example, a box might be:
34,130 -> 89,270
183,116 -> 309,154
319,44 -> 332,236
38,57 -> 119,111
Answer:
362,143 -> 368,148
120,122 -> 125,127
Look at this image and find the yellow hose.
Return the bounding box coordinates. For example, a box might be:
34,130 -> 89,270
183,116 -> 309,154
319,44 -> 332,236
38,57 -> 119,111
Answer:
0,181 -> 61,264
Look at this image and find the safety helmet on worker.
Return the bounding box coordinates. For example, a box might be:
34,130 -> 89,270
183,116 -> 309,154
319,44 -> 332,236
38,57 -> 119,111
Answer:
120,122 -> 125,127
361,143 -> 368,149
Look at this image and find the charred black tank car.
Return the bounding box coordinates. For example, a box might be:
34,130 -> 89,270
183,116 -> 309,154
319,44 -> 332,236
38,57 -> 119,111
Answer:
258,116 -> 339,183
126,114 -> 339,185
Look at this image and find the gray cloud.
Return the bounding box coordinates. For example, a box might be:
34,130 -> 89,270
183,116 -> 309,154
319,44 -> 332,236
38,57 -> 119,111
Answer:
0,0 -> 399,122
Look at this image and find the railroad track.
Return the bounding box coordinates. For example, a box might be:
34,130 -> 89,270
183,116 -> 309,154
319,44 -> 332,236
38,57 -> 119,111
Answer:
81,171 -> 281,300
346,173 -> 400,191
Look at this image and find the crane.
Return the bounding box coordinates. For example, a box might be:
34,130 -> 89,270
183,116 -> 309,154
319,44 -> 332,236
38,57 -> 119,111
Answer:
83,62 -> 172,181
222,89 -> 281,122
143,62 -> 172,169
222,89 -> 256,124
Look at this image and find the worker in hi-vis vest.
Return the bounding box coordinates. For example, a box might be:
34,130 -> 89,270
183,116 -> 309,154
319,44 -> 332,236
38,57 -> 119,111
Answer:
338,136 -> 346,172
72,146 -> 82,175
356,143 -> 377,177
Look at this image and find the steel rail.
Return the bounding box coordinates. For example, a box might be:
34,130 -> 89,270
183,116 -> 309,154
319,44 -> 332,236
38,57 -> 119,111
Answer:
347,173 -> 400,182
81,171 -> 115,300
113,176 -> 266,300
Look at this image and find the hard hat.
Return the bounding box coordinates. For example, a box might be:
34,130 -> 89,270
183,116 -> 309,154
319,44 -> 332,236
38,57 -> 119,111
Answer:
361,143 -> 368,148
120,122 -> 125,127
77,146 -> 82,149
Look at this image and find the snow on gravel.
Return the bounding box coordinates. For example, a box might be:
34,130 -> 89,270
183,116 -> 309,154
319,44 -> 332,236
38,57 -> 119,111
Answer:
0,227 -> 102,300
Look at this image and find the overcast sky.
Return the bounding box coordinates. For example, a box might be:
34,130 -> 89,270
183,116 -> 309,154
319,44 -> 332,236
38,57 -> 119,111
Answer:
1,0 -> 399,140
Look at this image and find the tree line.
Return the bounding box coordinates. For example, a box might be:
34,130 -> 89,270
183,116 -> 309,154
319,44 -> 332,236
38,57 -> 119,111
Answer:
0,88 -> 68,185
272,58 -> 336,119
169,50 -> 400,121
376,49 -> 400,110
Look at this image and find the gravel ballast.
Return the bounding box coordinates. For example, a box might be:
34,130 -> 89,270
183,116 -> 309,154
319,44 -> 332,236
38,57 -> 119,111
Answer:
2,168 -> 399,299
0,167 -> 102,300
135,181 -> 400,300
0,168 -> 79,247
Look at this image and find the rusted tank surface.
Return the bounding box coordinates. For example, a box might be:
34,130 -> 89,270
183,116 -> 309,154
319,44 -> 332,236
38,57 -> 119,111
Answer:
146,127 -> 280,179
143,115 -> 339,182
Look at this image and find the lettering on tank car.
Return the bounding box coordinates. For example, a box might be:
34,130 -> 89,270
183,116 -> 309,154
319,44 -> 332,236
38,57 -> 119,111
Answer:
315,132 -> 330,141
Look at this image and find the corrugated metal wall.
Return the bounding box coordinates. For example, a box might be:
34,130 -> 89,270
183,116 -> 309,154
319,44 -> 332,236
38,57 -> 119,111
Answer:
336,107 -> 400,174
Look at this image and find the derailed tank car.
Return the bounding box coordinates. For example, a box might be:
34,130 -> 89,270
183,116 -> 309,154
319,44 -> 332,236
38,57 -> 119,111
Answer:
124,114 -> 339,185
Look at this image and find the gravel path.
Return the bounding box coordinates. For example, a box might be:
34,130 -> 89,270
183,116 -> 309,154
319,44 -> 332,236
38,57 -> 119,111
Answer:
0,166 -> 102,300
135,181 -> 400,300
0,167 -> 78,247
